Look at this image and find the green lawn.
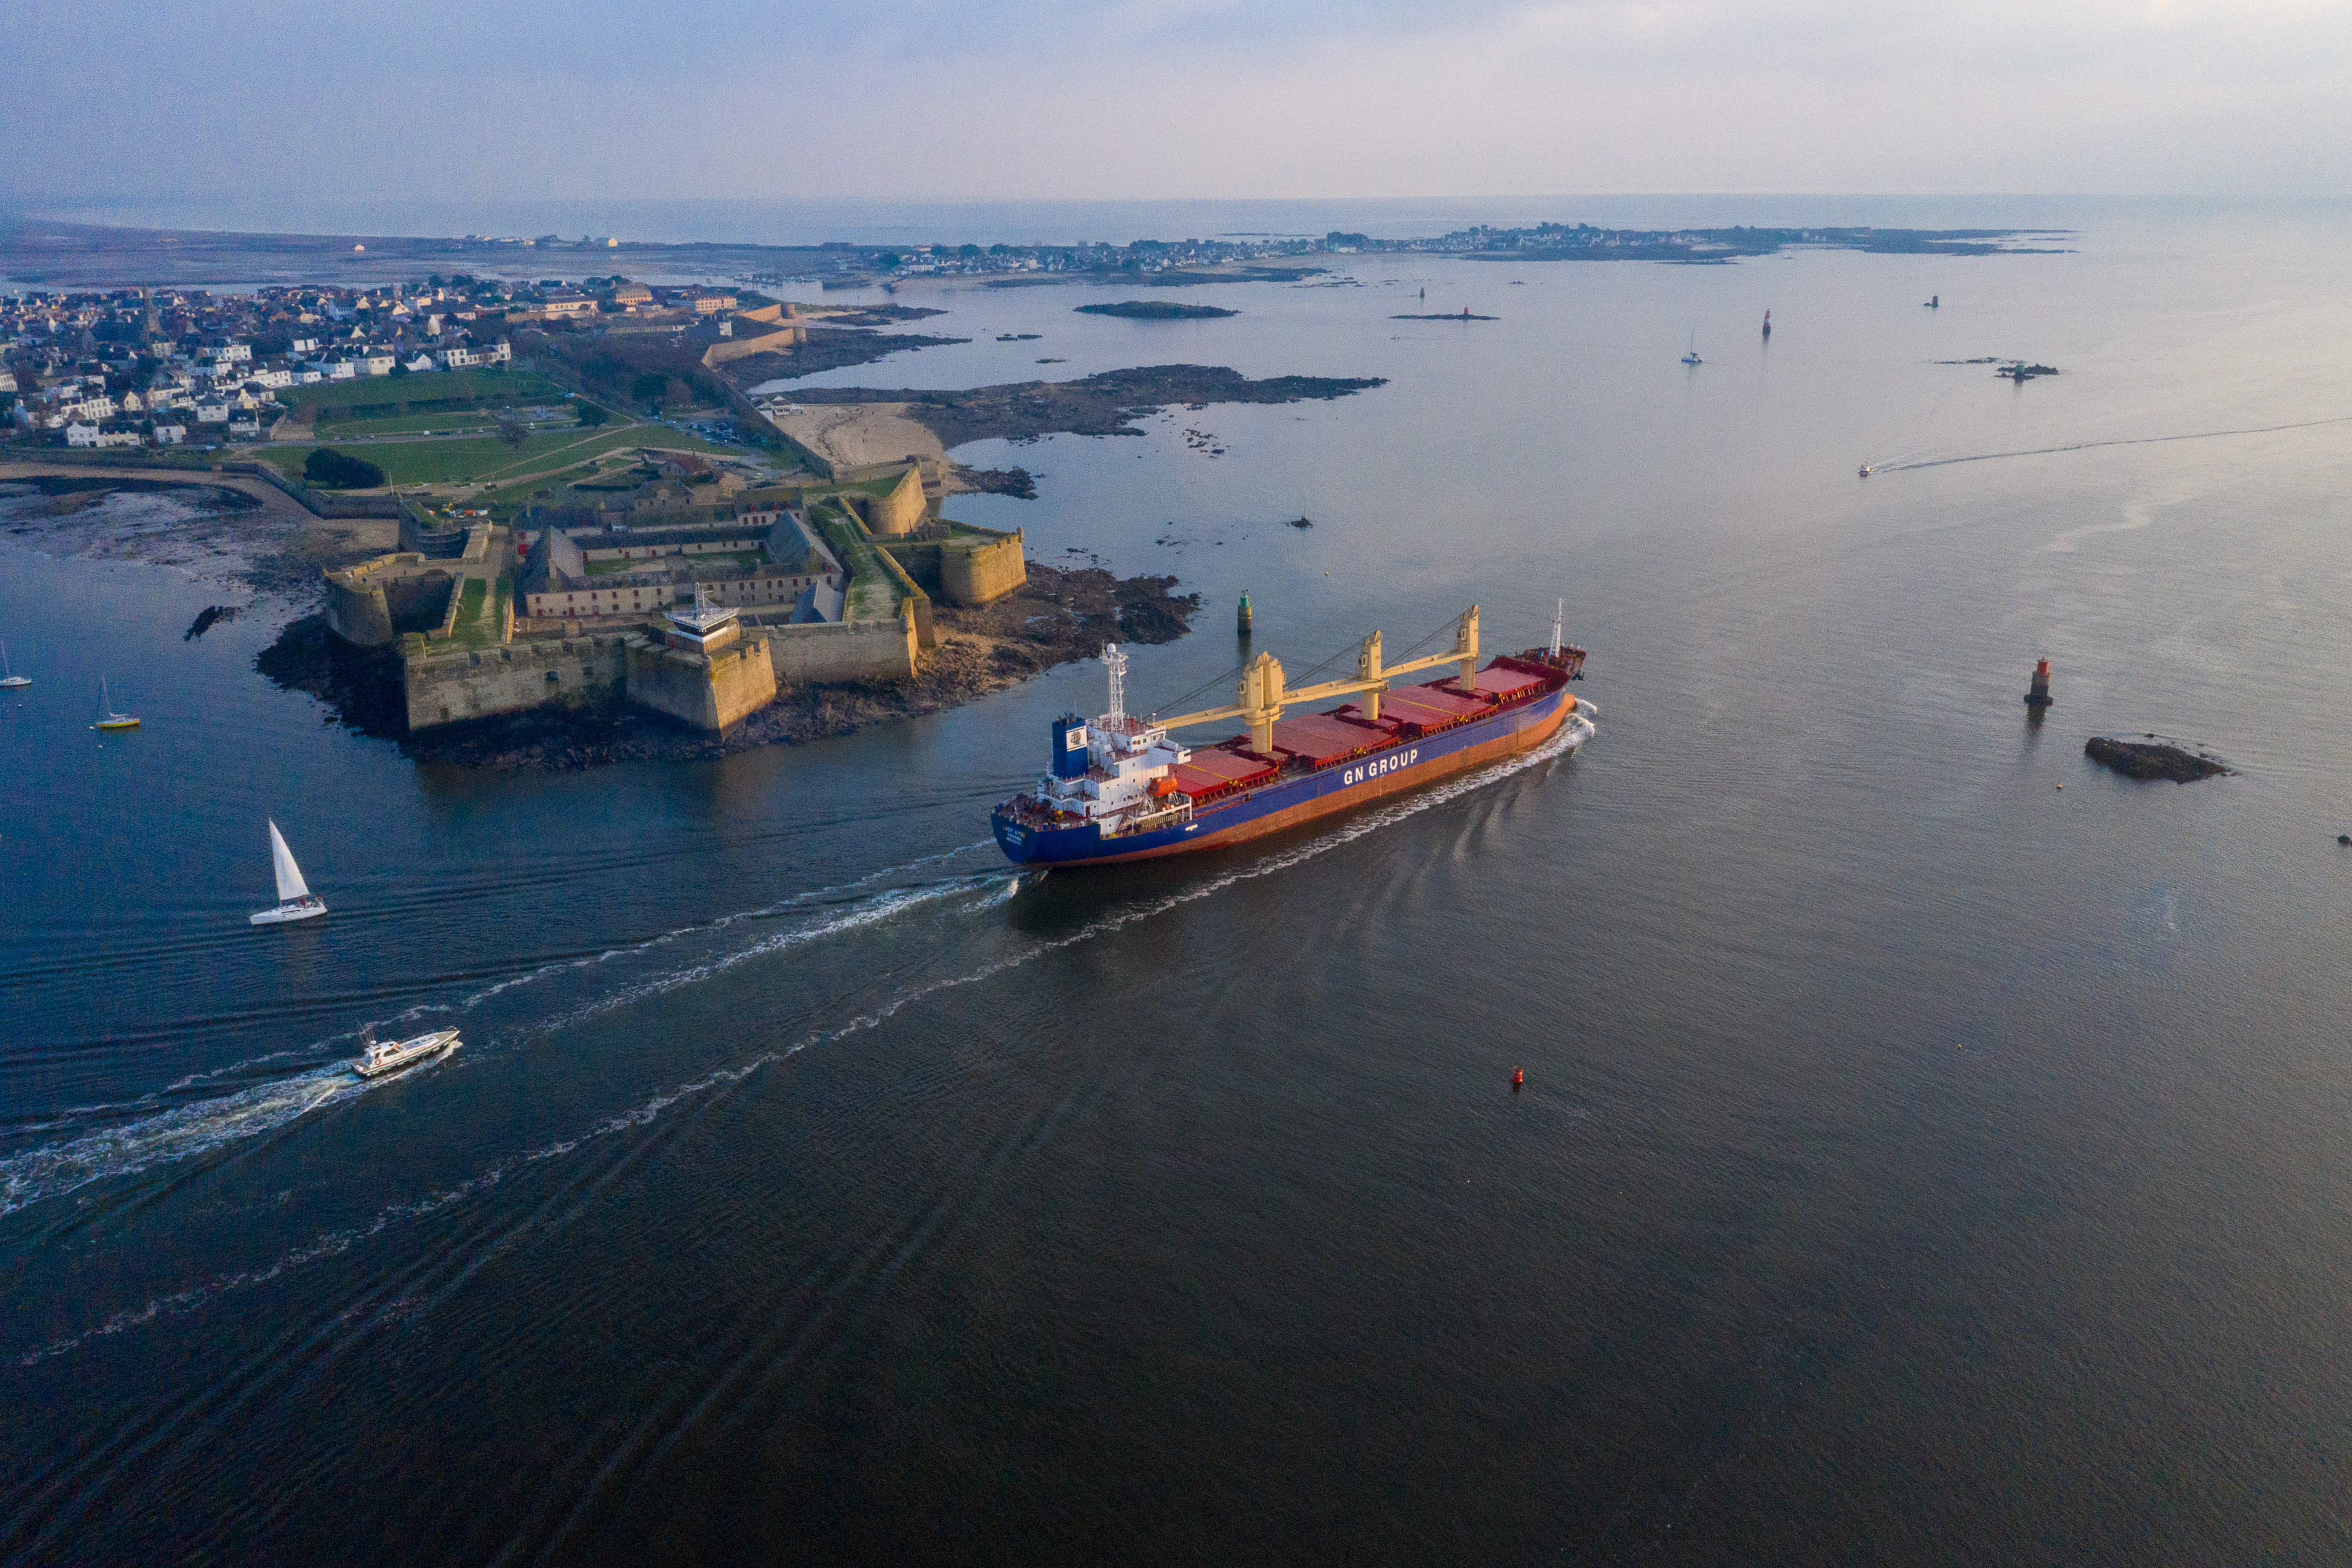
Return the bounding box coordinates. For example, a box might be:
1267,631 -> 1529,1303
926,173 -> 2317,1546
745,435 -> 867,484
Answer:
819,513 -> 903,622
447,578 -> 491,645
316,410 -> 503,437
442,575 -> 512,649
280,368 -> 567,413
273,426 -> 739,488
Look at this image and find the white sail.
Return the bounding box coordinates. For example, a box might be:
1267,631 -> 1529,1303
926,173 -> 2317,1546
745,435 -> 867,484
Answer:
269,820 -> 311,902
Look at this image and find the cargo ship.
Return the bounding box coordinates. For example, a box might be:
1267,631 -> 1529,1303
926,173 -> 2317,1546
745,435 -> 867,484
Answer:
993,605 -> 1591,866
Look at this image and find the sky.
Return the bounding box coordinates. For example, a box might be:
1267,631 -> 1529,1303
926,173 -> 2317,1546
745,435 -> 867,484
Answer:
4,0 -> 2350,203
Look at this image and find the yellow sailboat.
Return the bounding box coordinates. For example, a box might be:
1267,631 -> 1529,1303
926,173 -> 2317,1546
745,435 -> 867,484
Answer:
93,677 -> 140,731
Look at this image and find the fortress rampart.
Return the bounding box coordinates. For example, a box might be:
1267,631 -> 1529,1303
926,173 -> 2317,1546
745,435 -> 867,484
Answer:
752,610 -> 918,686
624,630 -> 778,732
403,633 -> 629,731
325,552 -> 461,647
861,464 -> 930,537
878,527 -> 1027,608
700,319 -> 809,368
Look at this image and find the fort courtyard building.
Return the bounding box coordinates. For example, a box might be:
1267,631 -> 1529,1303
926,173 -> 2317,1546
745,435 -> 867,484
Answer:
516,513 -> 845,624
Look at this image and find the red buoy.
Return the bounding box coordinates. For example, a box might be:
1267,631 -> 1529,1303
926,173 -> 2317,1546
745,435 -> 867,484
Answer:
1511,1067 -> 1525,1090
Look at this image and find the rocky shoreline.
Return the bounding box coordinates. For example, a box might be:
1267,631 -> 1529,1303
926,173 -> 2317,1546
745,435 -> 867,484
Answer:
256,564 -> 1202,770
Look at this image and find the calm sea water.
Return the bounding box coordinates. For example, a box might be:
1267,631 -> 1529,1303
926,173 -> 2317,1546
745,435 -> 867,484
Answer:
4,198 -> 2351,1564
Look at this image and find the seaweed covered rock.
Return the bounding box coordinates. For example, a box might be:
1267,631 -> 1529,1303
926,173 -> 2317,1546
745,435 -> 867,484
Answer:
2084,736 -> 2231,783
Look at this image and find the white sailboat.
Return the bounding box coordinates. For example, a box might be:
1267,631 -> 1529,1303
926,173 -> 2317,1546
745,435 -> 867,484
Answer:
251,819 -> 328,925
1680,331 -> 1702,366
0,640 -> 27,689
353,1025 -> 460,1079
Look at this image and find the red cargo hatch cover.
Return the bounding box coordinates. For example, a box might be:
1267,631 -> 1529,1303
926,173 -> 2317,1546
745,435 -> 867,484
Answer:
1466,666 -> 1544,699
1269,712 -> 1379,768
1382,685 -> 1489,730
1332,705 -> 1404,740
1171,746 -> 1278,797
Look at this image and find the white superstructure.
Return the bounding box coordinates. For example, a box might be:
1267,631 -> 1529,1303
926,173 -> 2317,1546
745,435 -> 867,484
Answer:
354,1028 -> 460,1078
1033,646 -> 1195,837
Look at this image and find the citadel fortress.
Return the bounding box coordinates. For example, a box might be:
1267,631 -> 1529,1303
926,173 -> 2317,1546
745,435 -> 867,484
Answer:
323,456 -> 1027,735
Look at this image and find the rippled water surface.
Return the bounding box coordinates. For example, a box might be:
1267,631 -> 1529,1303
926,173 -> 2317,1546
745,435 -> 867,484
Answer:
4,198 -> 2352,1565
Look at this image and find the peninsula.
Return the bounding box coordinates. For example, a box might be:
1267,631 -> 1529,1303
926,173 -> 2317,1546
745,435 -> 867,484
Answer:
759,365 -> 1385,467
0,217 -> 2067,293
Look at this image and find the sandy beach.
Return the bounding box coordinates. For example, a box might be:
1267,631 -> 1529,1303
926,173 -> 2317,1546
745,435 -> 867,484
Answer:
767,402 -> 948,471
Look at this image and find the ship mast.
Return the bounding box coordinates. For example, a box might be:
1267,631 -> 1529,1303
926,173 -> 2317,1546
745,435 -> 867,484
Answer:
1100,643 -> 1128,726
1551,598 -> 1563,659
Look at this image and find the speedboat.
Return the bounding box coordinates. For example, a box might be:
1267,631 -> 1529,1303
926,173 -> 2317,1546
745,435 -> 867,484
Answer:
251,819 -> 327,925
354,1027 -> 460,1079
1858,464 -> 1873,478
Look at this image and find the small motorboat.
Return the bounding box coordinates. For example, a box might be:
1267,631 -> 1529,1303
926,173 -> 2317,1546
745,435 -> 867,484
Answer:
354,1026 -> 460,1079
93,676 -> 138,731
1858,464 -> 1873,478
0,639 -> 28,690
251,819 -> 327,925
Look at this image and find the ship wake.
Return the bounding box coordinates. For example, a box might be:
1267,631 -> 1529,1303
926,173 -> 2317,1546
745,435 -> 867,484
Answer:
13,718 -> 1588,1363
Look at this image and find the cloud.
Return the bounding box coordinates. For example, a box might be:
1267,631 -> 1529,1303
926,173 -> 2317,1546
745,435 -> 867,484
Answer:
3,0 -> 2348,201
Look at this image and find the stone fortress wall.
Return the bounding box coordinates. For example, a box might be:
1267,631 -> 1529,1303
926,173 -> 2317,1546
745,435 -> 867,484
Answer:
403,633 -> 629,732
881,530 -> 1027,608
751,612 -> 918,686
624,626 -> 777,732
861,464 -> 930,537
325,552 -> 459,647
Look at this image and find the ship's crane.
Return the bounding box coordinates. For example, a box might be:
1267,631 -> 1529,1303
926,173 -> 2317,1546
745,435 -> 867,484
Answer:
1154,607 -> 1481,753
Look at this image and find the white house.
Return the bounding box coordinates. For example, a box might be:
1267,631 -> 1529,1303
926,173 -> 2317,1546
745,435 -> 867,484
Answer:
290,336 -> 319,354
0,370 -> 14,394
226,417 -> 261,439
153,423 -> 187,445
356,350 -> 396,376
195,398 -> 231,423
404,354 -> 436,372
64,422 -> 99,446
250,367 -> 293,390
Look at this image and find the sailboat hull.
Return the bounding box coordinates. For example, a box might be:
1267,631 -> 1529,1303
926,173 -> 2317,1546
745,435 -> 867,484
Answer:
251,899 -> 327,925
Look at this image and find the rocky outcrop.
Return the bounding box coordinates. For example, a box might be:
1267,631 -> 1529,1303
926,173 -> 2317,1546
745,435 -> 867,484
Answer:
2084,737 -> 2231,783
